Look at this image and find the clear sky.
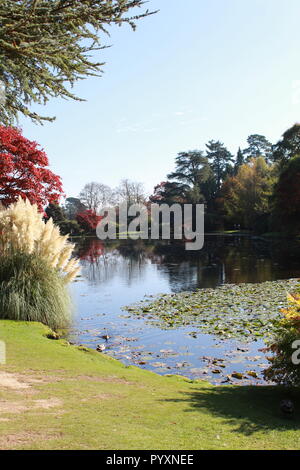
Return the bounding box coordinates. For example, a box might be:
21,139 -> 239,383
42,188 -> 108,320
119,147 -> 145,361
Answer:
19,0 -> 300,198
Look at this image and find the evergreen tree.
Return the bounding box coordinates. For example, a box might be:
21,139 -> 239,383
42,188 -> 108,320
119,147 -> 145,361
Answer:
205,140 -> 234,192
272,124 -> 300,165
167,151 -> 212,203
64,197 -> 87,220
242,134 -> 273,162
45,203 -> 66,223
0,1 -> 155,125
272,155 -> 300,233
234,147 -> 244,174
149,181 -> 187,205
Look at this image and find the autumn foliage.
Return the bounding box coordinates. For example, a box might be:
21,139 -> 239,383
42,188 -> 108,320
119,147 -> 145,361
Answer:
221,157 -> 275,230
0,126 -> 63,211
264,288 -> 300,386
76,209 -> 103,233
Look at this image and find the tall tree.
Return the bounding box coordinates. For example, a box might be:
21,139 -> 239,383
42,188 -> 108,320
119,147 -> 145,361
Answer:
234,147 -> 245,174
166,151 -> 218,206
45,203 -> 65,223
242,134 -> 272,161
222,157 -> 275,230
64,197 -> 87,220
168,151 -> 211,190
79,182 -> 114,213
205,140 -> 234,192
0,1 -> 155,125
272,155 -> 300,233
0,126 -> 63,210
149,181 -> 187,205
116,179 -> 146,205
272,124 -> 300,165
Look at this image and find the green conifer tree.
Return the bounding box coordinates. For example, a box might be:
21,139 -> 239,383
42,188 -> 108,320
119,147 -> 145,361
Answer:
0,0 -> 155,125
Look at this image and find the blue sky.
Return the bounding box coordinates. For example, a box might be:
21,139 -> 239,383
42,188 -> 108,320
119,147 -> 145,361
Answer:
20,0 -> 300,198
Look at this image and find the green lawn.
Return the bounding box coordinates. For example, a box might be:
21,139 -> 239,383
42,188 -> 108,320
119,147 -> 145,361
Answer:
0,320 -> 299,450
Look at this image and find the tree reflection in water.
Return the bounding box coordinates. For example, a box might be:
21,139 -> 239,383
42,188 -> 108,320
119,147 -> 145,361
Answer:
73,236 -> 300,292
70,236 -> 300,385
75,238 -> 154,287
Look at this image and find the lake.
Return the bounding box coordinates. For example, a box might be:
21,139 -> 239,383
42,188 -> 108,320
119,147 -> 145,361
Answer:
69,235 -> 300,385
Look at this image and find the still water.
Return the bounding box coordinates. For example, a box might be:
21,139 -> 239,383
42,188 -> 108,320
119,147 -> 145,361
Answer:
69,235 -> 300,385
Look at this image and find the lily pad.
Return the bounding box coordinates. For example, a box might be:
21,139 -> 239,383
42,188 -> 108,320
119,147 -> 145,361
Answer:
123,279 -> 299,342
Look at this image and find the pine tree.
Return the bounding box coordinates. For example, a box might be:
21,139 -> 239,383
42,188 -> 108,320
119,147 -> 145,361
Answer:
168,151 -> 211,187
272,124 -> 300,165
242,134 -> 272,162
206,140 -> 234,192
234,147 -> 244,174
167,151 -> 212,203
0,1 -> 155,125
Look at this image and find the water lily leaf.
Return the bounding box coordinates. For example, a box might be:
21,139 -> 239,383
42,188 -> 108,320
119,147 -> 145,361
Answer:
246,371 -> 258,378
231,372 -> 244,380
123,279 -> 299,342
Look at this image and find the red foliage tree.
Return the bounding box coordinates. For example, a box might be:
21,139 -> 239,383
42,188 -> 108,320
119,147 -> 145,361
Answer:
76,210 -> 103,233
0,126 -> 63,210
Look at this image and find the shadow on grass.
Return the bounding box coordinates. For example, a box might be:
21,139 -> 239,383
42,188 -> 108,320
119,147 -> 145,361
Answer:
163,385 -> 300,436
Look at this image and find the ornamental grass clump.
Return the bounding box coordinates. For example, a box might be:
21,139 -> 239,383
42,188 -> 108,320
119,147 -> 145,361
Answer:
0,198 -> 80,329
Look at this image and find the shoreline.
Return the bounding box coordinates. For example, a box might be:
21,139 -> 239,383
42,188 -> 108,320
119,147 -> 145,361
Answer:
0,320 -> 299,450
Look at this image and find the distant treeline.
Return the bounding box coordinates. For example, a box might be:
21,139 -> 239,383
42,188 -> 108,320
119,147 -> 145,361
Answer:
149,125 -> 300,235
46,124 -> 300,237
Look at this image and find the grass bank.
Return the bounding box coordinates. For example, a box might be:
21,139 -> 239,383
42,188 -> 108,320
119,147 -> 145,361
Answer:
0,320 -> 300,450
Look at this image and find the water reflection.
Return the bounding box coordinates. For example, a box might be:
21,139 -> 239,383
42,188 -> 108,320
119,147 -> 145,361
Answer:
75,239 -> 155,286
74,236 -> 300,292
70,235 -> 300,385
